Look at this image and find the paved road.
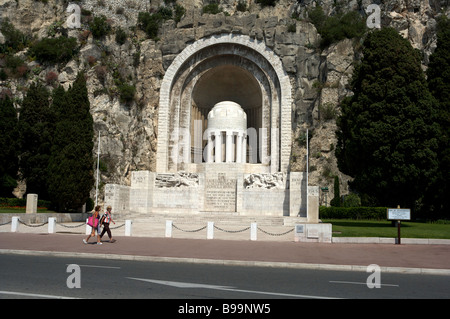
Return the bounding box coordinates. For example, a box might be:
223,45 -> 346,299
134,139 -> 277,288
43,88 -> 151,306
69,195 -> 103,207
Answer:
1,254 -> 449,300
1,233 -> 450,273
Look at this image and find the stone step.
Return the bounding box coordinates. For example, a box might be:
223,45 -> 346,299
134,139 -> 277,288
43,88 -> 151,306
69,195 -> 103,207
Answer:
116,212 -> 308,226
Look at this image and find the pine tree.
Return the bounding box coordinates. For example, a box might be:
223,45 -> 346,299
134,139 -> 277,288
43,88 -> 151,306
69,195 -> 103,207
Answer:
427,15 -> 450,218
0,95 -> 19,196
48,73 -> 94,211
18,83 -> 53,199
336,28 -> 441,211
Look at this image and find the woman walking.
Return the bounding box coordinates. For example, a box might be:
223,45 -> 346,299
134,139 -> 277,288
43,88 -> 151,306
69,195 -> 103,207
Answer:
100,205 -> 116,243
83,205 -> 102,245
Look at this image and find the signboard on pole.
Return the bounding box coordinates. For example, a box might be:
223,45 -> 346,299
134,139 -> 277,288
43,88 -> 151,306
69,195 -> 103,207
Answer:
387,208 -> 411,245
387,208 -> 411,221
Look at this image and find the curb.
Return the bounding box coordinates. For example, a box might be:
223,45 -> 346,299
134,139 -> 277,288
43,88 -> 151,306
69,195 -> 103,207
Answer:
333,237 -> 450,245
1,248 -> 450,276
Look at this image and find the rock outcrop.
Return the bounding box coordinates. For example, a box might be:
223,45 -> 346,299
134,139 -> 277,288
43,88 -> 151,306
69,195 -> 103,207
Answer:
1,0 -> 448,204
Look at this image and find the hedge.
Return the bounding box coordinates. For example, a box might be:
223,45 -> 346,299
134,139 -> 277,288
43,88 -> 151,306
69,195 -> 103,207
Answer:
0,197 -> 51,209
319,206 -> 388,220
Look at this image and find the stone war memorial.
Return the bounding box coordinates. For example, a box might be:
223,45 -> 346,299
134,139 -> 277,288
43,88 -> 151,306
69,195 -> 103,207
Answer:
104,34 -> 331,242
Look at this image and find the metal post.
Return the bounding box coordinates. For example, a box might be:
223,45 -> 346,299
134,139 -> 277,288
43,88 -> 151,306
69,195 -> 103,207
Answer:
397,220 -> 401,245
95,131 -> 101,207
306,129 -> 309,218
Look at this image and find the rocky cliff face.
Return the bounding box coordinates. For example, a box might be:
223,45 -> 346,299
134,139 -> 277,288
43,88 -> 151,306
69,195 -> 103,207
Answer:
1,0 -> 448,203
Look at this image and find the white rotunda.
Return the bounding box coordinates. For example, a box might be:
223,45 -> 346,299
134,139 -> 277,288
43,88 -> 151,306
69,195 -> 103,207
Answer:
206,101 -> 247,164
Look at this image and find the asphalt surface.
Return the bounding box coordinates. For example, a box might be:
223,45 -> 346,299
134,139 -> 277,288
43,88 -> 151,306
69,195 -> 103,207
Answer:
2,254 -> 450,299
0,233 -> 449,275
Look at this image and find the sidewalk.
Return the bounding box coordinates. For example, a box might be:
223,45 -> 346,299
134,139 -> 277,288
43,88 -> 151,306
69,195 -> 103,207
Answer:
0,232 -> 449,275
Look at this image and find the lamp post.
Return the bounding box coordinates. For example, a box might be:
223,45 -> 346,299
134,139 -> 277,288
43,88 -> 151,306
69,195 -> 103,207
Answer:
306,129 -> 309,217
95,131 -> 101,207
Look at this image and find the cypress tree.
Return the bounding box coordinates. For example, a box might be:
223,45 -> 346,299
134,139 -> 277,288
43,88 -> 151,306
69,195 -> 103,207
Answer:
0,95 -> 19,196
330,176 -> 341,207
48,73 -> 94,211
427,15 -> 450,218
336,28 -> 441,211
18,83 -> 53,199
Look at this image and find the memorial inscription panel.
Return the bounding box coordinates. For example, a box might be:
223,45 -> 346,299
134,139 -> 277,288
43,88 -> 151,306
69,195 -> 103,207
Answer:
204,173 -> 236,212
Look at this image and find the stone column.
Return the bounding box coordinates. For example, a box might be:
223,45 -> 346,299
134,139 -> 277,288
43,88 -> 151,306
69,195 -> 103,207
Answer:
207,132 -> 213,163
26,194 -> 38,214
236,132 -> 243,163
242,135 -> 247,163
214,131 -> 222,163
226,131 -> 233,163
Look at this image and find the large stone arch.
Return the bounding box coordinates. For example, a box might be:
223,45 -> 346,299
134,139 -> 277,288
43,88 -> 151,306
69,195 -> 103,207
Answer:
157,33 -> 292,173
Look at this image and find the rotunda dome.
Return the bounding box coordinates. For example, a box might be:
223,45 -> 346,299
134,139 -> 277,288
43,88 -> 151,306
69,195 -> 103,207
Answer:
207,101 -> 247,131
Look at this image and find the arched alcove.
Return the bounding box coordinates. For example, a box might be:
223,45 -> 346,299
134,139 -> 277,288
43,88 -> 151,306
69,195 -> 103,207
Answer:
157,34 -> 292,173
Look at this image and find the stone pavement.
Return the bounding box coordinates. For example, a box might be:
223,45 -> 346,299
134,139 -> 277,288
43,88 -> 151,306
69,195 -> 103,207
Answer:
0,231 -> 449,275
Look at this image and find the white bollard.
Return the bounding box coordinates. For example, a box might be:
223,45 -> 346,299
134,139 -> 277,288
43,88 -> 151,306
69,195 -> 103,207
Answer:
125,220 -> 132,236
11,216 -> 19,232
48,217 -> 56,234
207,221 -> 214,239
250,222 -> 257,241
165,220 -> 173,238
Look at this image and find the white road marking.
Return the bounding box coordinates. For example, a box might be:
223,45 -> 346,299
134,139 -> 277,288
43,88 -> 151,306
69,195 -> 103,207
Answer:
127,277 -> 340,299
67,264 -> 121,269
329,280 -> 399,287
0,290 -> 79,299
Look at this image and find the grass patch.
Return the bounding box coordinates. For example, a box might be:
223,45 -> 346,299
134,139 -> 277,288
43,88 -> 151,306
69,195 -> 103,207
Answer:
323,219 -> 450,239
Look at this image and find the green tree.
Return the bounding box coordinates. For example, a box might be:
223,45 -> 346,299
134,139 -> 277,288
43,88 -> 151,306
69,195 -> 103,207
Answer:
426,15 -> 450,218
336,28 -> 441,212
330,176 -> 341,207
0,96 -> 19,196
48,73 -> 94,211
18,83 -> 54,199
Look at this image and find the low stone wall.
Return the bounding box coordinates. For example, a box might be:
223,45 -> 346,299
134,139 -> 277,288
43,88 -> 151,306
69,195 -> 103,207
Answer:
0,213 -> 86,225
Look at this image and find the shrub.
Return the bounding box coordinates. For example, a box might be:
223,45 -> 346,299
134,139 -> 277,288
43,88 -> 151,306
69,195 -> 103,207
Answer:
174,4 -> 186,23
319,102 -> 337,121
138,11 -> 162,39
29,37 -> 78,64
115,27 -> 127,45
308,6 -> 366,49
319,206 -> 388,220
237,1 -> 247,12
202,3 -> 221,14
89,15 -> 111,39
78,30 -> 91,42
118,83 -> 136,103
0,18 -> 30,54
0,69 -> 7,80
45,71 -> 58,85
0,197 -> 51,208
95,65 -> 107,83
256,0 -> 278,7
3,55 -> 28,78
